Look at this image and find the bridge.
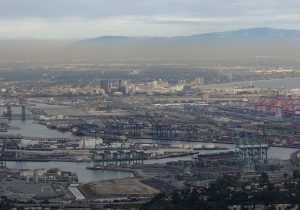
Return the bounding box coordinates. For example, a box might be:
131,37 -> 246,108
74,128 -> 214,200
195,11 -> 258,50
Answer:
0,114 -> 35,120
1,105 -> 32,120
0,134 -> 22,139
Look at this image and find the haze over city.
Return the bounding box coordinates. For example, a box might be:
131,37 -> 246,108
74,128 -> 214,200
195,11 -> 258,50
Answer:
1,0 -> 300,62
2,1 -> 300,210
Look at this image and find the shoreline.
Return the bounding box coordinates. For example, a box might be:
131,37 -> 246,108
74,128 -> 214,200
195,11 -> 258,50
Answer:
3,152 -> 196,163
136,138 -> 300,149
86,166 -> 138,177
3,140 -> 298,163
203,76 -> 300,88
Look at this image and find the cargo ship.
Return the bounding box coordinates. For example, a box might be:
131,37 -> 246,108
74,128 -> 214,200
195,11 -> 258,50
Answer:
193,151 -> 237,160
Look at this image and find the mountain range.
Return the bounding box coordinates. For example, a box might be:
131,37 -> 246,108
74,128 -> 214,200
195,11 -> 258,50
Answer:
1,27 -> 300,62
69,27 -> 300,62
77,27 -> 300,46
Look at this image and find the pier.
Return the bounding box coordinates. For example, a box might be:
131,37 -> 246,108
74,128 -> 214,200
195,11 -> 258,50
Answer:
22,136 -> 74,142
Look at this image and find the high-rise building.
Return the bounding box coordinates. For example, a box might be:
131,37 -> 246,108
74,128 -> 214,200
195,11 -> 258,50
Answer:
100,80 -> 111,94
118,80 -> 122,92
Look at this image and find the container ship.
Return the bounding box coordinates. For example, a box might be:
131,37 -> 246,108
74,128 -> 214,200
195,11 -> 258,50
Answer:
193,151 -> 237,160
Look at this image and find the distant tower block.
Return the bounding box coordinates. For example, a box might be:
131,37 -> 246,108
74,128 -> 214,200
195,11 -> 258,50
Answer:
18,93 -> 28,105
202,93 -> 209,102
100,80 -> 112,94
21,105 -> 26,121
0,142 -> 6,168
118,79 -> 122,91
6,106 -> 12,120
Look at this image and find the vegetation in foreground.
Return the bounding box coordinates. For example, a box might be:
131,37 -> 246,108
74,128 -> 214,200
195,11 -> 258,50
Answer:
140,172 -> 300,210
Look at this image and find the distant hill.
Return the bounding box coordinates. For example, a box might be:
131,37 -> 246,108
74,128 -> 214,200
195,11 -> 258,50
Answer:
70,27 -> 300,62
77,27 -> 300,46
192,27 -> 300,40
2,28 -> 300,63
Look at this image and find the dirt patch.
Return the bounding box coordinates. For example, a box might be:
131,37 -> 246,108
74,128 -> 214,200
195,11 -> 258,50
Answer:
79,178 -> 160,199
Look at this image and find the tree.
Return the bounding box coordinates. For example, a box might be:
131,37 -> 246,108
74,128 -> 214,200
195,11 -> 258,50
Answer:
293,170 -> 299,179
259,172 -> 269,185
267,204 -> 277,210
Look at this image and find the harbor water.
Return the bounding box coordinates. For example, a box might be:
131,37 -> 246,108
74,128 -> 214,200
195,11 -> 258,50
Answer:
2,102 -> 299,183
205,77 -> 300,89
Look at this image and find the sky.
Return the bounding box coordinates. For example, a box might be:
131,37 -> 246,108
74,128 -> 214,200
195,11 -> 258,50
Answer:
1,0 -> 300,39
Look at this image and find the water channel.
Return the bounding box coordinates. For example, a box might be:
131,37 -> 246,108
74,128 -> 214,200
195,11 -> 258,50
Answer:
204,77 -> 300,89
2,103 -> 298,182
